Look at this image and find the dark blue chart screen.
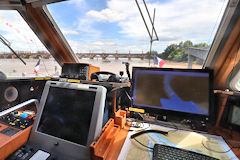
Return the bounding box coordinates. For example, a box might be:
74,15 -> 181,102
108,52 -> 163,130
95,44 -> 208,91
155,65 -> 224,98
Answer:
133,70 -> 210,115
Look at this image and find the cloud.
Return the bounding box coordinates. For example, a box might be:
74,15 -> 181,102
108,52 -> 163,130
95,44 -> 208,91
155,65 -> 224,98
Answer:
0,0 -> 229,54
76,17 -> 102,40
67,0 -> 87,9
86,0 -> 228,47
86,0 -> 137,23
93,40 -> 117,46
87,9 -> 127,22
0,10 -> 47,52
62,30 -> 79,35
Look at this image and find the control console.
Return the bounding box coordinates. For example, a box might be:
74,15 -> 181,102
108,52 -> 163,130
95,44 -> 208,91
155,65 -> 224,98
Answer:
7,144 -> 35,160
0,99 -> 38,159
60,63 -> 100,80
0,111 -> 36,130
7,143 -> 71,160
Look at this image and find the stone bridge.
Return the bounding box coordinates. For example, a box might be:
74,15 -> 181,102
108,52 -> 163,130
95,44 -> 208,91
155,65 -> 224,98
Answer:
0,52 -> 51,59
76,53 -> 149,60
0,52 -> 149,60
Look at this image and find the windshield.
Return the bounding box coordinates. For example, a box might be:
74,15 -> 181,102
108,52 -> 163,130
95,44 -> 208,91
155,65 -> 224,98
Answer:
0,0 -> 229,78
0,10 -> 61,79
46,0 -> 228,75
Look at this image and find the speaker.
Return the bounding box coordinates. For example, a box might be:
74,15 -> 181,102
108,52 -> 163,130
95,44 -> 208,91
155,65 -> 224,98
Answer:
0,79 -> 47,112
4,86 -> 19,103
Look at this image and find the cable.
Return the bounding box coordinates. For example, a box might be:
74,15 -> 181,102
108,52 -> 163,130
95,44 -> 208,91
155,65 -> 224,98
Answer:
201,138 -> 240,153
0,33 -> 26,65
207,0 -> 226,44
126,118 -> 150,131
125,90 -> 132,102
132,137 -> 154,150
167,122 -> 179,133
128,118 -> 178,151
137,113 -> 179,132
130,129 -> 168,139
109,86 -> 123,92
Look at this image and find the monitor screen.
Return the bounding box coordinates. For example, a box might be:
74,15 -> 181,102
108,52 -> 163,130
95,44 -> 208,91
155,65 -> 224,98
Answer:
133,67 -> 213,116
37,87 -> 96,146
230,105 -> 240,126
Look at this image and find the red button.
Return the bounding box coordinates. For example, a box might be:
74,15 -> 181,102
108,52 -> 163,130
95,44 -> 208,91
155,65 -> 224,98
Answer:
181,149 -> 189,152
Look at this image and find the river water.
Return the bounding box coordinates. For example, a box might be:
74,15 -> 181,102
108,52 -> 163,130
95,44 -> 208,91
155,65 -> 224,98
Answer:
0,58 -> 202,78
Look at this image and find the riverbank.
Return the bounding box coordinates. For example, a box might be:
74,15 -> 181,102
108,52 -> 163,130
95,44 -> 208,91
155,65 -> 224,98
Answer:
0,58 -> 202,78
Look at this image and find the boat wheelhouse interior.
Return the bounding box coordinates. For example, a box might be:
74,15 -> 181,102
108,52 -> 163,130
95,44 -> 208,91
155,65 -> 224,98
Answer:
0,0 -> 240,159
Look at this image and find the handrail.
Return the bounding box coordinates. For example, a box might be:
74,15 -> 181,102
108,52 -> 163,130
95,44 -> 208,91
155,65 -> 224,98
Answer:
0,99 -> 39,117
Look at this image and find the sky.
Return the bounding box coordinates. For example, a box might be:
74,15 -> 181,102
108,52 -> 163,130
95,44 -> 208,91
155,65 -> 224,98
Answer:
0,0 -> 228,54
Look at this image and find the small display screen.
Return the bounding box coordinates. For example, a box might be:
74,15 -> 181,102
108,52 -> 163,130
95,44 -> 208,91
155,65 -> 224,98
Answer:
37,87 -> 96,146
133,69 -> 210,115
231,105 -> 240,126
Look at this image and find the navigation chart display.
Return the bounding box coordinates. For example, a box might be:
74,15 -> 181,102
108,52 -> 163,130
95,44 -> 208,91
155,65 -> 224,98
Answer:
133,69 -> 211,115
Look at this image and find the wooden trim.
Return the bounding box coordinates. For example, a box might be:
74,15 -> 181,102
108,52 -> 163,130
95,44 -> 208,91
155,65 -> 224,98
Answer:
90,119 -> 120,159
215,94 -> 229,127
90,119 -> 130,160
0,125 -> 32,160
105,125 -> 130,160
24,4 -> 76,65
214,17 -> 240,89
88,65 -> 100,80
214,89 -> 240,96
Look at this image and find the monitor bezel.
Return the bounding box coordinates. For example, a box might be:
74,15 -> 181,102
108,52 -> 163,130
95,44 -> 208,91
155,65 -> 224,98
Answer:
28,81 -> 106,159
221,95 -> 240,131
132,67 -> 214,121
228,105 -> 240,130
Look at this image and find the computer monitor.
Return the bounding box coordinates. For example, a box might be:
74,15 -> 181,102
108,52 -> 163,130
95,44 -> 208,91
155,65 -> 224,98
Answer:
132,67 -> 214,120
220,95 -> 240,132
28,81 -> 107,160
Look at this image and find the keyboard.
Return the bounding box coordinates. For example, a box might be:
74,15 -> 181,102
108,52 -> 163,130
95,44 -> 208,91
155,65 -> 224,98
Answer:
152,144 -> 219,160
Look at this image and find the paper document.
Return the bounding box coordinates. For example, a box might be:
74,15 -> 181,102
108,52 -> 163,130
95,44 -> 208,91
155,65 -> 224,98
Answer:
118,123 -> 238,160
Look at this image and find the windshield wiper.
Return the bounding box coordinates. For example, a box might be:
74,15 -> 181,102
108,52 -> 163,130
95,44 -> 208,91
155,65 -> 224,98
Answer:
0,33 -> 26,65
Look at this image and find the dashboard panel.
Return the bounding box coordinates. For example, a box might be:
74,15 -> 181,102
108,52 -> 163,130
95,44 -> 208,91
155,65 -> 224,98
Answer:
0,79 -> 47,112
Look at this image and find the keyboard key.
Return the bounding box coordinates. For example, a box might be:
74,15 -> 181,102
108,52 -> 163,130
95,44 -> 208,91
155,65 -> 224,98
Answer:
152,144 -> 219,160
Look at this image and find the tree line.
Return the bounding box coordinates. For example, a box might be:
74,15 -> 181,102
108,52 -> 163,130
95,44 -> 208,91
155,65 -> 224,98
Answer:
147,40 -> 209,62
